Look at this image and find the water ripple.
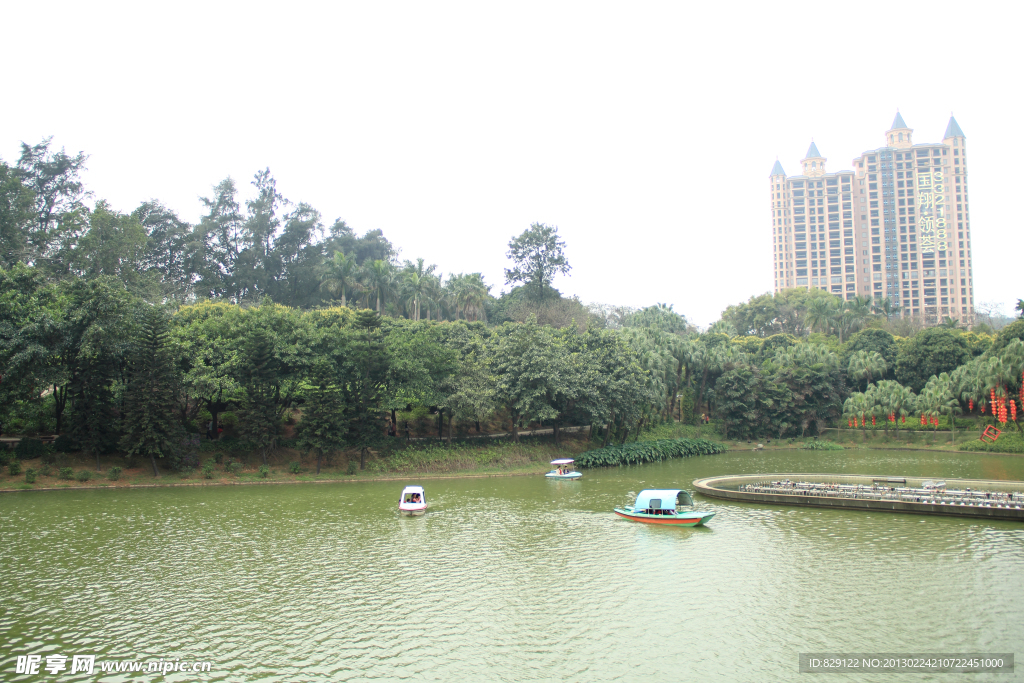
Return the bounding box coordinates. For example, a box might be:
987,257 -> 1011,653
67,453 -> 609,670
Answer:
2,450 -> 1024,681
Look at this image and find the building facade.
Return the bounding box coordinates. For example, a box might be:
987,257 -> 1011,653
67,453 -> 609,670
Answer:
770,113 -> 973,325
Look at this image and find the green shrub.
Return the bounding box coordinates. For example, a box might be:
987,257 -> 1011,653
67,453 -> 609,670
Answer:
288,461 -> 301,474
0,449 -> 10,467
24,468 -> 37,483
107,467 -> 122,481
39,465 -> 52,477
14,438 -> 46,460
202,460 -> 215,479
959,433 -> 1024,454
346,461 -> 358,475
258,464 -> 270,478
58,467 -> 74,480
575,438 -> 726,469
803,440 -> 844,451
76,470 -> 93,482
8,460 -> 23,476
226,461 -> 242,475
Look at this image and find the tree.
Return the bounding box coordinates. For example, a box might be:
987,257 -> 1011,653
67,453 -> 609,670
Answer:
847,350 -> 887,391
196,177 -> 244,299
230,305 -> 307,466
16,138 -> 91,268
844,328 -> 898,370
0,161 -> 35,268
921,373 -> 960,438
363,259 -> 394,312
342,309 -> 389,468
1016,299 -> 1024,319
295,325 -> 348,474
120,307 -> 181,476
872,297 -> 902,322
504,223 -> 570,301
488,318 -> 566,443
320,251 -> 362,307
895,328 -> 971,392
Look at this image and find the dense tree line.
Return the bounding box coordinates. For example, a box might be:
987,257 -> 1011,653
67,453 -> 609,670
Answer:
3,138 -> 1024,464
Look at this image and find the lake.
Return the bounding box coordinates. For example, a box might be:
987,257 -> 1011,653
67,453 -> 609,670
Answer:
2,448 -> 1023,681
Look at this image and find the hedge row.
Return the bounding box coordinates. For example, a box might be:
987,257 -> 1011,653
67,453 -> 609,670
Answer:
575,438 -> 726,468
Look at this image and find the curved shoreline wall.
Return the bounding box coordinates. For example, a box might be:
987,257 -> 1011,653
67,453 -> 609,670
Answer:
693,474 -> 1024,521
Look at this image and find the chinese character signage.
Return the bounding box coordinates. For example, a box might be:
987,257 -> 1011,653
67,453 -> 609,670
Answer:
917,169 -> 946,254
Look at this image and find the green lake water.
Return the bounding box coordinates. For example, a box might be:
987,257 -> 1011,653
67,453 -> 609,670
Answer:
2,448 -> 1024,682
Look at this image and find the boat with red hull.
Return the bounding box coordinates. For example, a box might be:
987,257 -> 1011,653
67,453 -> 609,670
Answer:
613,489 -> 714,527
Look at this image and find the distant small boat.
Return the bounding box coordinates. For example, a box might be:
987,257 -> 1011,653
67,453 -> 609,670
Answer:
399,486 -> 427,516
614,489 -> 714,526
545,458 -> 582,480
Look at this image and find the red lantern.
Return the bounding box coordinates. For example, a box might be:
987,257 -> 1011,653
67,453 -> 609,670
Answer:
969,399 -> 974,412
848,418 -> 853,428
1011,400 -> 1017,421
901,415 -> 906,424
991,388 -> 997,405
871,415 -> 876,426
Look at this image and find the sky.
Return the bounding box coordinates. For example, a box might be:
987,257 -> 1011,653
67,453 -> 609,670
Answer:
2,0 -> 1021,327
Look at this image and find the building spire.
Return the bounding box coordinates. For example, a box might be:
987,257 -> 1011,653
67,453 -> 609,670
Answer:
805,141 -> 823,158
891,110 -> 908,129
770,158 -> 786,176
944,114 -> 966,139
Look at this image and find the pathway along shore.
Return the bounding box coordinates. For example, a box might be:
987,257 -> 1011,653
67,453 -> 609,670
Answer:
693,474 -> 1024,521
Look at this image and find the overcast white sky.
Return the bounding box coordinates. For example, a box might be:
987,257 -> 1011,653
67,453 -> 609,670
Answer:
2,0 -> 1021,327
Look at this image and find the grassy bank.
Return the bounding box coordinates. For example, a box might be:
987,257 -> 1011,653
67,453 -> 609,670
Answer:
0,433 -> 609,492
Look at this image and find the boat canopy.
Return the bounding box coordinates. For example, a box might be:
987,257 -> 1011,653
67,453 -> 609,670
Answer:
401,486 -> 424,495
550,459 -> 575,465
634,489 -> 694,510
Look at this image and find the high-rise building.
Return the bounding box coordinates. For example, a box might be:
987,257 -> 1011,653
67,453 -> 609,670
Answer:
769,113 -> 973,325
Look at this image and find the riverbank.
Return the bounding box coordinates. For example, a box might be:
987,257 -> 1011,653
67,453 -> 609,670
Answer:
4,421 -> 1022,493
0,435 -> 605,492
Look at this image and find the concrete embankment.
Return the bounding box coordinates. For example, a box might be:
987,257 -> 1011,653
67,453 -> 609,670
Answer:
693,473 -> 1024,521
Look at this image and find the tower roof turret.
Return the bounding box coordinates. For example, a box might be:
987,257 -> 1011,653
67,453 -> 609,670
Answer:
891,111 -> 909,129
805,141 -> 823,159
770,159 -> 786,176
944,115 -> 966,139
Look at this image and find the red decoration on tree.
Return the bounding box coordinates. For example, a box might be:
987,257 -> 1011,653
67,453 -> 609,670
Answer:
901,415 -> 906,424
1011,399 -> 1017,421
848,419 -> 853,428
969,399 -> 974,411
871,415 -> 876,426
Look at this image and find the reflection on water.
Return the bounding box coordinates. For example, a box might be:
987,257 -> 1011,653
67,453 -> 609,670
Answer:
1,449 -> 1023,681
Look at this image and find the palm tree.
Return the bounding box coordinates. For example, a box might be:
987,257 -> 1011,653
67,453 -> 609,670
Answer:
363,260 -> 395,313
805,296 -> 835,336
707,320 -> 737,337
446,273 -> 490,321
837,296 -> 872,343
922,373 -> 960,438
421,273 -> 443,321
400,258 -> 436,321
938,316 -> 960,329
319,251 -> 362,307
871,297 -> 902,322
847,350 -> 887,391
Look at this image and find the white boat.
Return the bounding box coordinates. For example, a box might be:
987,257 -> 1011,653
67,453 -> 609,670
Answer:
545,458 -> 582,480
399,486 -> 427,516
